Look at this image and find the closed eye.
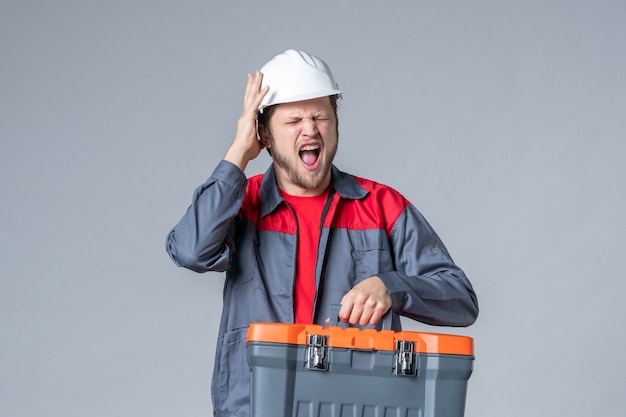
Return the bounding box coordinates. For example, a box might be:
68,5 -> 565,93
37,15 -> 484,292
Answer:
314,114 -> 330,121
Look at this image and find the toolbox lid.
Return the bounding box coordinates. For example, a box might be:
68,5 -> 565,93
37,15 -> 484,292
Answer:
246,323 -> 473,356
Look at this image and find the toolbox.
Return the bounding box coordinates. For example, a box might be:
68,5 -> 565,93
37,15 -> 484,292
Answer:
246,322 -> 474,417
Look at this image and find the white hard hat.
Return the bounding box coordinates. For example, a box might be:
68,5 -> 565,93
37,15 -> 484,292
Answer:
258,49 -> 343,113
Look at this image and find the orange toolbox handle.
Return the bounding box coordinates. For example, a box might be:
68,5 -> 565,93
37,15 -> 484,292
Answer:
246,323 -> 473,356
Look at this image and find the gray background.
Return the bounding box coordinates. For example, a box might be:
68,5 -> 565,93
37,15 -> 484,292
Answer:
2,1 -> 625,416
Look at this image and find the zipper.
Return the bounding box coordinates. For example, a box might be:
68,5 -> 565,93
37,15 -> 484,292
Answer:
284,200 -> 299,324
311,188 -> 337,323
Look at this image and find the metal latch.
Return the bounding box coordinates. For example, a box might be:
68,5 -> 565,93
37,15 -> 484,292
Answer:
394,340 -> 416,376
306,334 -> 329,371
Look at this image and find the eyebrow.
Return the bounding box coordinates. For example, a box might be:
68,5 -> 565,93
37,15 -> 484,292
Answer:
282,111 -> 329,120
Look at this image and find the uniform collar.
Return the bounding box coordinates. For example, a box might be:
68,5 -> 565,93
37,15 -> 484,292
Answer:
259,164 -> 368,217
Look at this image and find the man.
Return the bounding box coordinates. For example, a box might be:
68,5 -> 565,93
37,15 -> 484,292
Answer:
166,49 -> 478,417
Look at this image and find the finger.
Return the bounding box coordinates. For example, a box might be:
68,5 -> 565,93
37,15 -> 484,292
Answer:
348,303 -> 365,325
252,70 -> 263,87
356,309 -> 370,327
357,299 -> 378,326
242,72 -> 263,111
368,308 -> 383,326
344,291 -> 367,324
244,72 -> 266,108
338,299 -> 353,323
242,73 -> 256,111
367,304 -> 389,326
251,85 -> 270,112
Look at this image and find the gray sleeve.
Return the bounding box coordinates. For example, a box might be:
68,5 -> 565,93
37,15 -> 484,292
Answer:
165,160 -> 247,273
377,205 -> 479,327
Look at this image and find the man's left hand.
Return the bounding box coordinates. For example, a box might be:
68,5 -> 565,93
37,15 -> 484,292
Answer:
338,276 -> 392,326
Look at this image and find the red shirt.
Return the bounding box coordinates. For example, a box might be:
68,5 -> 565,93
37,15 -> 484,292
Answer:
281,189 -> 330,324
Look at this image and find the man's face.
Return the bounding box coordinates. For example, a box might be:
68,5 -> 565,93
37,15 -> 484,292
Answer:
260,96 -> 338,196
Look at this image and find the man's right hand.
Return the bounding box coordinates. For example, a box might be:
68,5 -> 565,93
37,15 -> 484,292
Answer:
224,71 -> 270,172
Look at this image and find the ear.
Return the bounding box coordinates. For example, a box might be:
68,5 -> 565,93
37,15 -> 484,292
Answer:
257,124 -> 271,149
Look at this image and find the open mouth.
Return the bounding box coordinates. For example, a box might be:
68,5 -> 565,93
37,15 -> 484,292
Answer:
299,145 -> 320,168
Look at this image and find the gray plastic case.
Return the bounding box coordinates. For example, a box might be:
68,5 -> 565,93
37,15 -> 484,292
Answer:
246,324 -> 474,417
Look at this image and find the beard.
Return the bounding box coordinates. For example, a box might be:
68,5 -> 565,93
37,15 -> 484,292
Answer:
269,137 -> 338,191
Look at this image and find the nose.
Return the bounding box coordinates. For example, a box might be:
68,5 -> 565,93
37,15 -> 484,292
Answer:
301,117 -> 318,136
